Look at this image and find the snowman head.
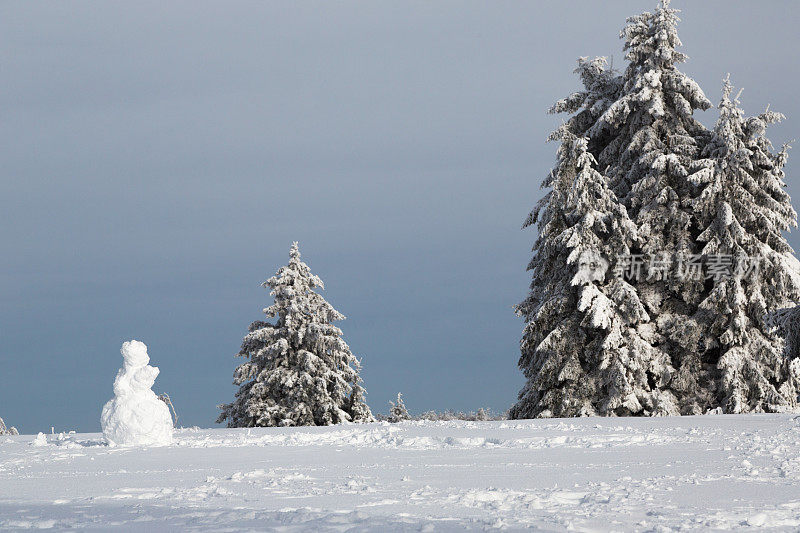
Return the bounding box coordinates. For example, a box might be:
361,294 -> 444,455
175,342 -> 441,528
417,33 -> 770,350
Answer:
121,340 -> 150,368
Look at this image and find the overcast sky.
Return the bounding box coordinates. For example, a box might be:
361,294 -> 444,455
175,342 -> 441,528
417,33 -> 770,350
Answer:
2,1 -> 799,433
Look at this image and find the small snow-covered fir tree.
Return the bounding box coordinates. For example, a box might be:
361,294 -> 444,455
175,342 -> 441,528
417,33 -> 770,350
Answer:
513,0 -> 800,417
388,393 -> 410,422
0,416 -> 18,436
218,243 -> 374,427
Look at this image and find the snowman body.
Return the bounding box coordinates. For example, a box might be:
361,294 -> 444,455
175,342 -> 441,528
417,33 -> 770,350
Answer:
101,340 -> 173,446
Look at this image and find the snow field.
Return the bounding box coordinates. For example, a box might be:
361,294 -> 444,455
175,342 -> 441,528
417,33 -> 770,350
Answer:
1,415 -> 800,530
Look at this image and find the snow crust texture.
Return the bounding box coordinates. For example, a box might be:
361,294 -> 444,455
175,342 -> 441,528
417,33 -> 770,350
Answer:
2,416 -> 800,531
100,340 -> 173,447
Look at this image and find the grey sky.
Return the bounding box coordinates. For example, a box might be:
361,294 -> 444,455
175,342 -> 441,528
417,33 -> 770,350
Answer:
2,1 -> 799,433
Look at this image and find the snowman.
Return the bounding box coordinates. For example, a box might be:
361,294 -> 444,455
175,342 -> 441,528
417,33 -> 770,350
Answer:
101,340 -> 173,446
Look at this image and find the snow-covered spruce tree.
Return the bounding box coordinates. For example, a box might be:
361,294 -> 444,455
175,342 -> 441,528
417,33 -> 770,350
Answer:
0,416 -> 18,436
693,77 -> 800,412
217,243 -> 374,427
387,393 -> 410,423
513,0 -> 800,417
510,127 -> 664,418
591,0 -> 716,414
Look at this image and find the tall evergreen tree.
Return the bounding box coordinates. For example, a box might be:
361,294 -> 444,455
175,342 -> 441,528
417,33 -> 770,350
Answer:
511,126 -> 662,417
218,243 -> 374,427
592,0 -> 714,414
513,1 -> 800,417
693,77 -> 800,412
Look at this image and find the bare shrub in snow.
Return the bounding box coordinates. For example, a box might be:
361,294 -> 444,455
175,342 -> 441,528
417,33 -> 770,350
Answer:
417,408 -> 505,422
158,393 -> 179,426
0,417 -> 18,436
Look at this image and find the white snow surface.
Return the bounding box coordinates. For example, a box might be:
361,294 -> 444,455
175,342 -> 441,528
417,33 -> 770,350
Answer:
100,340 -> 173,447
2,415 -> 800,531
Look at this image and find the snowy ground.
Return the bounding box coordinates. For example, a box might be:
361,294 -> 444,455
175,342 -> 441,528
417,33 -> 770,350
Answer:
2,415 -> 800,531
